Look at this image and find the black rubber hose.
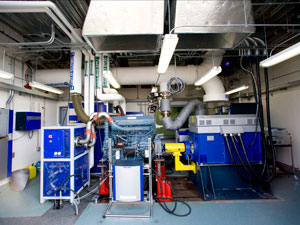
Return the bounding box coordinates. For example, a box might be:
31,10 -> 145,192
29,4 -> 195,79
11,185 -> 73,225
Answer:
115,105 -> 125,116
264,68 -> 277,181
224,135 -> 252,183
152,169 -> 191,217
248,59 -> 258,104
230,136 -> 252,175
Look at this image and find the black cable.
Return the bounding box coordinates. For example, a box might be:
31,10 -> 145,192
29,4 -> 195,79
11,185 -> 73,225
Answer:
224,135 -> 253,183
230,135 -> 252,175
263,67 -> 277,181
152,169 -> 191,217
28,130 -> 34,139
256,57 -> 268,177
58,174 -> 84,195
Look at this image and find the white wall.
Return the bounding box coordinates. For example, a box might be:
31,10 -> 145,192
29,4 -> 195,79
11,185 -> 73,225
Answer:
0,51 -> 60,172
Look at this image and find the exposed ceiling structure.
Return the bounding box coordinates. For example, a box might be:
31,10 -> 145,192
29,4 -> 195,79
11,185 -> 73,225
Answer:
0,0 -> 299,75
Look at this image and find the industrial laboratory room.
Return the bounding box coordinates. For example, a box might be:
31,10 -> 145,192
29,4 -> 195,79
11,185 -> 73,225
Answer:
0,0 -> 300,225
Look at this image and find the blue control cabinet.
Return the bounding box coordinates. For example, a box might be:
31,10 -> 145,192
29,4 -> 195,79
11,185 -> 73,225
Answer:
15,112 -> 41,130
40,125 -> 89,204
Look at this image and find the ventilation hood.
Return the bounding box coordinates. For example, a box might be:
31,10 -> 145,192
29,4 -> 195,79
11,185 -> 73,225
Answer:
174,0 -> 255,50
82,0 -> 164,53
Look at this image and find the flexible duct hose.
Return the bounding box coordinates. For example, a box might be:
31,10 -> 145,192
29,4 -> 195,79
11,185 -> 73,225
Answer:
71,93 -> 90,124
162,99 -> 203,130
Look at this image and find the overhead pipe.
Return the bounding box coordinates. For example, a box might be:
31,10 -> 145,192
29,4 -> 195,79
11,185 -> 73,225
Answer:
111,51 -> 227,102
253,37 -> 267,56
0,24 -> 55,46
82,50 -> 90,115
97,54 -> 127,113
247,37 -> 259,56
89,53 -> 95,116
0,1 -> 83,43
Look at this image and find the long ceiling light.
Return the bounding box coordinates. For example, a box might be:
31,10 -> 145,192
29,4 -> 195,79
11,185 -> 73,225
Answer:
194,66 -> 222,86
103,71 -> 120,89
157,34 -> 179,74
260,41 -> 300,68
0,70 -> 14,80
29,81 -> 64,95
225,85 -> 249,95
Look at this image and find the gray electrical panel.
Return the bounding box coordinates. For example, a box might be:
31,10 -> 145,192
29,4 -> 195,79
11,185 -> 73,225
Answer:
0,109 -> 9,137
0,139 -> 12,180
0,108 -> 13,138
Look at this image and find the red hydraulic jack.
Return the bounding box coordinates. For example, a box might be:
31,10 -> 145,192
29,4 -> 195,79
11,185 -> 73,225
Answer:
99,165 -> 109,196
155,159 -> 173,202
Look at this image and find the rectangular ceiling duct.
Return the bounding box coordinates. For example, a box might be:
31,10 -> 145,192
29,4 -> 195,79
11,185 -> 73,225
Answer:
174,0 -> 255,50
82,0 -> 164,53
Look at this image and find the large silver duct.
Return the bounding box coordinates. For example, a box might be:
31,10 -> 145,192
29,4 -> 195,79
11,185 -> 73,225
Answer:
82,0 -> 255,52
174,0 -> 255,50
82,0 -> 164,53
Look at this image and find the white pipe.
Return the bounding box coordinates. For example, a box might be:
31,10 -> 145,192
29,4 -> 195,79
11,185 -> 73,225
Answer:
95,54 -> 102,100
98,93 -> 126,113
159,81 -> 168,92
89,52 -> 95,115
82,50 -> 90,114
202,77 -> 228,102
88,52 -> 95,170
0,1 -> 83,43
70,50 -> 82,94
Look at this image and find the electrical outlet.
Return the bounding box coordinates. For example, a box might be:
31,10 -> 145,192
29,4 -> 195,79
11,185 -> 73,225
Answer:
12,152 -> 15,158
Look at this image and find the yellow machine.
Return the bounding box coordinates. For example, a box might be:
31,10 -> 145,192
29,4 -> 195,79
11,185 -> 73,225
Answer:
164,143 -> 196,174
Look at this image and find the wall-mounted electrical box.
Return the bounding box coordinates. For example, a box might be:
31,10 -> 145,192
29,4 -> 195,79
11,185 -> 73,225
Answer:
0,108 -> 13,137
15,112 -> 41,131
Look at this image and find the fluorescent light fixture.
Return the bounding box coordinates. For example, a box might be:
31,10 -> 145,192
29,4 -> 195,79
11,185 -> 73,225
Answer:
194,66 -> 222,86
157,34 -> 179,74
225,85 -> 249,95
29,81 -> 64,95
0,70 -> 14,80
103,71 -> 120,89
260,41 -> 300,68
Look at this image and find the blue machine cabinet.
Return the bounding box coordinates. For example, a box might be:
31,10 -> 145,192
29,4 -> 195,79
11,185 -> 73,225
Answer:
15,112 -> 41,130
40,125 -> 89,204
183,114 -> 273,200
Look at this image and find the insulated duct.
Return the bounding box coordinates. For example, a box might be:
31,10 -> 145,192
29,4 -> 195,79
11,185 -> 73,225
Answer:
111,51 -> 228,102
161,99 -> 204,130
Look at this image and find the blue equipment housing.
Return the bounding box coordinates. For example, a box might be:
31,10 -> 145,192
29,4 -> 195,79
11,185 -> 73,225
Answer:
41,125 -> 89,203
187,132 -> 262,164
179,114 -> 273,200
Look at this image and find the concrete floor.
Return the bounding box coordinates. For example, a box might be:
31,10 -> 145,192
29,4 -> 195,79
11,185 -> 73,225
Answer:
0,174 -> 299,225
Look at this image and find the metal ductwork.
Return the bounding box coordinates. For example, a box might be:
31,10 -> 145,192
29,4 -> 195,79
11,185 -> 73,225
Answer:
173,0 -> 255,50
82,0 -> 255,53
82,0 -> 164,53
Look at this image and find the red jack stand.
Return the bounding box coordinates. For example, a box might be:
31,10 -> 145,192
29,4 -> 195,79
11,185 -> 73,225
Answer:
155,159 -> 173,202
98,165 -> 109,196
